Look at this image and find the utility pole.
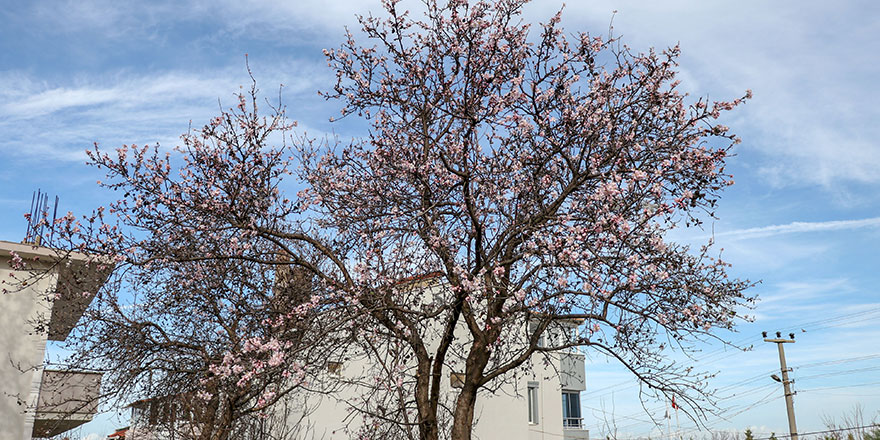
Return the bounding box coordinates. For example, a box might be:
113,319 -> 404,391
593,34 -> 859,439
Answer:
764,331 -> 799,440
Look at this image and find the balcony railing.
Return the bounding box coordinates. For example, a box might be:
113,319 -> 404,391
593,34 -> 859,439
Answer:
563,417 -> 583,429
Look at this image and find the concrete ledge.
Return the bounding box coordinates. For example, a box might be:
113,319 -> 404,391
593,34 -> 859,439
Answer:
32,370 -> 102,438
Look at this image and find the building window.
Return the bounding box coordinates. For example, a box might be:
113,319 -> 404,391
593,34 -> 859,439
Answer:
562,391 -> 582,428
527,382 -> 539,424
528,322 -> 545,348
327,361 -> 343,375
450,372 -> 465,389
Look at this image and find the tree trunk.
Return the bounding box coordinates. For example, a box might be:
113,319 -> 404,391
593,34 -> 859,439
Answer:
450,342 -> 491,440
450,384 -> 479,440
415,356 -> 440,440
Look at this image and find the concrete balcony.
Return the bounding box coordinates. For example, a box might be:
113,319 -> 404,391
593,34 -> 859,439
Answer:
31,370 -> 102,438
563,415 -> 589,439
559,352 -> 585,391
563,425 -> 590,440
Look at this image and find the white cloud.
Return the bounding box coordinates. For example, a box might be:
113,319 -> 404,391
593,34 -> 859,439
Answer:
527,0 -> 880,188
14,0 -> 879,186
710,217 -> 880,240
762,278 -> 853,305
0,59 -> 334,163
21,0 -> 370,40
209,0 -> 880,190
9,87 -> 122,120
1,70 -> 268,120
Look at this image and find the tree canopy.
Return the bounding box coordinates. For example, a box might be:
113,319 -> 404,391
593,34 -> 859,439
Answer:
53,1 -> 753,439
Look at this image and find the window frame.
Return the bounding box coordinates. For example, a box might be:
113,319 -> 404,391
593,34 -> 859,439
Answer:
561,390 -> 582,428
527,382 -> 539,425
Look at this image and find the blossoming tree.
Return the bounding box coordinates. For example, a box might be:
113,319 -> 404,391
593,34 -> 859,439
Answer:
61,242 -> 343,440
58,0 -> 753,439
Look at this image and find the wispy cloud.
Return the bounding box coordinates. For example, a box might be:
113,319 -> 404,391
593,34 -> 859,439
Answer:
710,217 -> 880,240
750,278 -> 859,321
536,0 -> 880,188
13,0 -> 880,188
21,0 -> 371,40
0,61 -> 333,163
761,278 -> 854,305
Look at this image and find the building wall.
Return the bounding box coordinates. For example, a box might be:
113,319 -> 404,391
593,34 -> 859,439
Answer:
35,370 -> 102,417
117,277 -> 588,440
288,280 -> 587,440
0,251 -> 57,440
290,347 -> 581,440
527,359 -> 560,440
0,240 -> 110,440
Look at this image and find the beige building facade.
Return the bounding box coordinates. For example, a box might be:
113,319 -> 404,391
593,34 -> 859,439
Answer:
0,240 -> 111,439
119,276 -> 591,440
293,279 -> 590,440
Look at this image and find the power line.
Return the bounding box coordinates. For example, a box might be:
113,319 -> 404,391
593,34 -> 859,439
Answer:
627,388 -> 781,439
795,365 -> 880,381
796,353 -> 880,369
584,308 -> 880,402
582,405 -> 654,425
582,306 -> 880,433
714,369 -> 780,392
751,424 -> 880,440
709,387 -> 780,425
584,383 -> 780,434
799,380 -> 880,392
779,306 -> 880,333
583,374 -> 778,431
629,387 -> 779,437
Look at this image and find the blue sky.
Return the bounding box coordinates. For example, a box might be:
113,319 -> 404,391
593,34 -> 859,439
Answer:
1,1 -> 879,438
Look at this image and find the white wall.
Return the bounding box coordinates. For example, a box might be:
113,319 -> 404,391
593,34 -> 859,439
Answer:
0,248 -> 57,440
287,279 -> 587,440
0,240 -> 110,440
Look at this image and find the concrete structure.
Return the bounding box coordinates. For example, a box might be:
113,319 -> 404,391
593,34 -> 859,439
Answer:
0,240 -> 112,439
295,340 -> 589,440
295,276 -> 590,440
118,275 -> 590,440
32,370 -> 103,437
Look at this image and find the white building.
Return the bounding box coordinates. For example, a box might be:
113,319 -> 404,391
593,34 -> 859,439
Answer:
121,274 -> 591,440
296,346 -> 589,440
293,275 -> 590,440
0,240 -> 111,439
